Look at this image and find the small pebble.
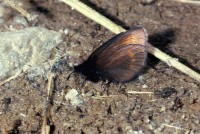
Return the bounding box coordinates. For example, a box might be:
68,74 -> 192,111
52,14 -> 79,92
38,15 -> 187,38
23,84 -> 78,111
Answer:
65,89 -> 83,106
142,84 -> 148,88
64,28 -> 69,35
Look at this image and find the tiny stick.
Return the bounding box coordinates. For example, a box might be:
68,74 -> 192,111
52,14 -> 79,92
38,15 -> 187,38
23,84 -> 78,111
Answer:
4,0 -> 32,21
175,0 -> 200,5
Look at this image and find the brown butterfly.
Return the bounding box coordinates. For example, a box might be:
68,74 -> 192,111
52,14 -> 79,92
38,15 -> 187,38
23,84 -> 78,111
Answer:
75,26 -> 148,82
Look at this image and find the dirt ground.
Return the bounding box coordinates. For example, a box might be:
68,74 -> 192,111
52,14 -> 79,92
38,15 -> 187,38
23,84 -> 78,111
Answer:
0,0 -> 200,133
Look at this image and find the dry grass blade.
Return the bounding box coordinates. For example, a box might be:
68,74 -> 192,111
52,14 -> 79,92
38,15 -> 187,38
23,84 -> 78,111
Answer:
162,123 -> 190,131
176,0 -> 200,4
41,114 -> 50,134
146,43 -> 200,82
91,95 -> 119,99
60,0 -> 125,34
127,91 -> 153,94
0,70 -> 22,86
61,0 -> 200,82
41,73 -> 54,134
4,0 -> 32,21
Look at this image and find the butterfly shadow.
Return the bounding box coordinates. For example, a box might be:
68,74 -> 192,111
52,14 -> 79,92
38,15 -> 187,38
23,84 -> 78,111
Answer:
29,0 -> 54,19
74,60 -> 102,83
147,29 -> 200,74
147,28 -> 177,68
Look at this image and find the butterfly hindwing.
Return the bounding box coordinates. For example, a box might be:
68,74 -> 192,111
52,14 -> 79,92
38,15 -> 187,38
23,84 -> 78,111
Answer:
75,26 -> 148,82
93,26 -> 147,82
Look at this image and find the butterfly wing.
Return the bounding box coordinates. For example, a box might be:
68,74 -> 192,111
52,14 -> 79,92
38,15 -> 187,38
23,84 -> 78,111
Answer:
92,26 -> 147,82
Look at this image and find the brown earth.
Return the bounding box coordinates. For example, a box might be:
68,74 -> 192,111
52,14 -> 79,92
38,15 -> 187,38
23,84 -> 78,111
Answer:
0,0 -> 200,133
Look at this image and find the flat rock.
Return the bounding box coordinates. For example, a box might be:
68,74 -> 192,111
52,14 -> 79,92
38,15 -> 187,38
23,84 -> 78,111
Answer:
0,27 -> 62,80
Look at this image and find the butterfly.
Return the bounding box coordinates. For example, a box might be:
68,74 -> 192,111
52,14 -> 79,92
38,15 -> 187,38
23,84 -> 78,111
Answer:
75,26 -> 148,82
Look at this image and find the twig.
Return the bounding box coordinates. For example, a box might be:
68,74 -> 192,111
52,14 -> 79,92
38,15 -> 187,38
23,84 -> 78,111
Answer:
0,70 -> 22,86
61,0 -> 200,82
162,123 -> 190,131
41,73 -> 54,134
41,113 -> 50,134
47,73 -> 54,99
147,43 -> 200,82
61,0 -> 125,34
127,91 -> 153,94
0,55 -> 65,86
4,0 -> 32,21
175,0 -> 200,4
91,95 -> 119,99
